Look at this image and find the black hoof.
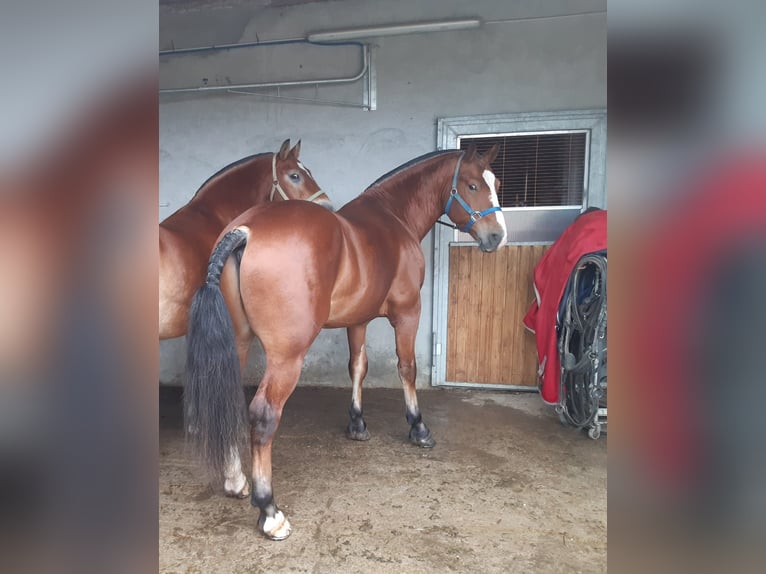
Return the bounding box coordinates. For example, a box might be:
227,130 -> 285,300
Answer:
409,427 -> 436,448
346,420 -> 371,441
346,427 -> 371,441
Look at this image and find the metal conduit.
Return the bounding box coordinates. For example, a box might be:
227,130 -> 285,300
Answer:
159,37 -> 309,56
159,40 -> 368,96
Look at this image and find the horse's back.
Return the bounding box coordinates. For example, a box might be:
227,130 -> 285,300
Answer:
231,199 -> 424,330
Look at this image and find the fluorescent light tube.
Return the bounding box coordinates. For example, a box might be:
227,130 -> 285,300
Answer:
307,19 -> 481,42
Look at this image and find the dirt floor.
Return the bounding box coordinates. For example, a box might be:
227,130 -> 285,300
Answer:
160,385 -> 606,573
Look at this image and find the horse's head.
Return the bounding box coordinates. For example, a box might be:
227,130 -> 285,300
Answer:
444,143 -> 507,252
272,139 -> 334,210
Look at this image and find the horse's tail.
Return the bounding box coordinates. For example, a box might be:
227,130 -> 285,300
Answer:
184,227 -> 250,479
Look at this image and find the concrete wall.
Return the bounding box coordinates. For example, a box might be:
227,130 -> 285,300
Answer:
159,0 -> 607,387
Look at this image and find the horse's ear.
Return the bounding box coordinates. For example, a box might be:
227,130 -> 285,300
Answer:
482,143 -> 500,167
278,138 -> 291,160
290,139 -> 301,159
464,142 -> 477,162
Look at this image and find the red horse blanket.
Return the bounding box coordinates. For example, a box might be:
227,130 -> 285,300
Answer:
522,209 -> 607,404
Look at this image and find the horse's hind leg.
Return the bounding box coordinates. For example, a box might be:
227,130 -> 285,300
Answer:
220,256 -> 253,499
248,355 -> 304,540
346,323 -> 371,441
223,447 -> 249,499
220,329 -> 253,498
389,306 -> 435,448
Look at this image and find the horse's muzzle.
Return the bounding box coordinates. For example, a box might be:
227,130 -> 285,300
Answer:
315,198 -> 335,212
478,231 -> 504,253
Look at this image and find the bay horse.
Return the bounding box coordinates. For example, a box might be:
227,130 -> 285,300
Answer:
159,139 -> 331,340
185,144 -> 506,539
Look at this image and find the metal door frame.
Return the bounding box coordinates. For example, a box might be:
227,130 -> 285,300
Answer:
431,109 -> 607,388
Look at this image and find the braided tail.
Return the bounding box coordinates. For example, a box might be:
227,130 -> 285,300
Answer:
184,227 -> 249,479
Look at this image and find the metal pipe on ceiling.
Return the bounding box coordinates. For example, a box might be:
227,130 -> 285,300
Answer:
159,37 -> 307,57
159,42 -> 367,95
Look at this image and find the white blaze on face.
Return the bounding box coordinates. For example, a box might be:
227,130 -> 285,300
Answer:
482,170 -> 508,246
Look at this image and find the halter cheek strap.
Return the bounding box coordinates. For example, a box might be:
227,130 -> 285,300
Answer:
443,152 -> 502,233
270,153 -> 289,201
270,153 -> 327,203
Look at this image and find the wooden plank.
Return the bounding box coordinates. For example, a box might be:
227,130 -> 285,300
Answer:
509,245 -> 529,386
477,250 -> 497,384
499,247 -> 516,384
486,248 -> 505,384
505,245 -> 526,385
496,247 -> 516,384
490,246 -> 515,384
456,246 -> 472,381
507,245 -> 527,385
445,248 -> 459,381
464,247 -> 482,382
512,245 -> 547,386
521,245 -> 548,386
445,245 -> 462,381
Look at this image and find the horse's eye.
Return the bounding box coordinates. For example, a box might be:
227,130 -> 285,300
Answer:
468,184 -> 477,192
289,172 -> 301,181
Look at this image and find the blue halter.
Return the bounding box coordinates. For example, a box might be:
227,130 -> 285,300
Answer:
443,152 -> 502,233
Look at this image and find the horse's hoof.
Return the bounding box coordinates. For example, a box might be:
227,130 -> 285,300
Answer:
259,510 -> 292,541
346,427 -> 371,441
409,428 -> 436,448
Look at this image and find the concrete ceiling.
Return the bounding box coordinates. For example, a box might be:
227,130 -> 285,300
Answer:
160,0 -> 334,8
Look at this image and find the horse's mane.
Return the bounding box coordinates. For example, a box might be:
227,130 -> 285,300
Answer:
365,150 -> 457,191
190,152 -> 271,202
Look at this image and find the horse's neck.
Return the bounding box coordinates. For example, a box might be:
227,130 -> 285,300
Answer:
186,159 -> 271,223
366,157 -> 452,241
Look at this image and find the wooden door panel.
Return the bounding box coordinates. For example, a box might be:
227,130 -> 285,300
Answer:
446,244 -> 548,386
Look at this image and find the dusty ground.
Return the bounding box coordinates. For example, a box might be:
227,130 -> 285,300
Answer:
160,386 -> 606,573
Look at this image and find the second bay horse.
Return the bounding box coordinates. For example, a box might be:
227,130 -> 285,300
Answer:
159,139 -> 331,339
185,144 -> 506,539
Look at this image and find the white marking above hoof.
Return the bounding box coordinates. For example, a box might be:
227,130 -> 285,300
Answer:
223,448 -> 249,498
262,511 -> 292,541
224,474 -> 250,499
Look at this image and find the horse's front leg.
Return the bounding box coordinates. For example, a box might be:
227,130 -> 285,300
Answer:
389,305 -> 435,448
346,322 -> 371,441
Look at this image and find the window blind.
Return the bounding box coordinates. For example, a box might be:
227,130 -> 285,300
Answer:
460,132 -> 587,208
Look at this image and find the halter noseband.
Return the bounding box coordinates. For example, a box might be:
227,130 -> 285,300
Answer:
443,152 -> 502,233
270,153 -> 327,203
